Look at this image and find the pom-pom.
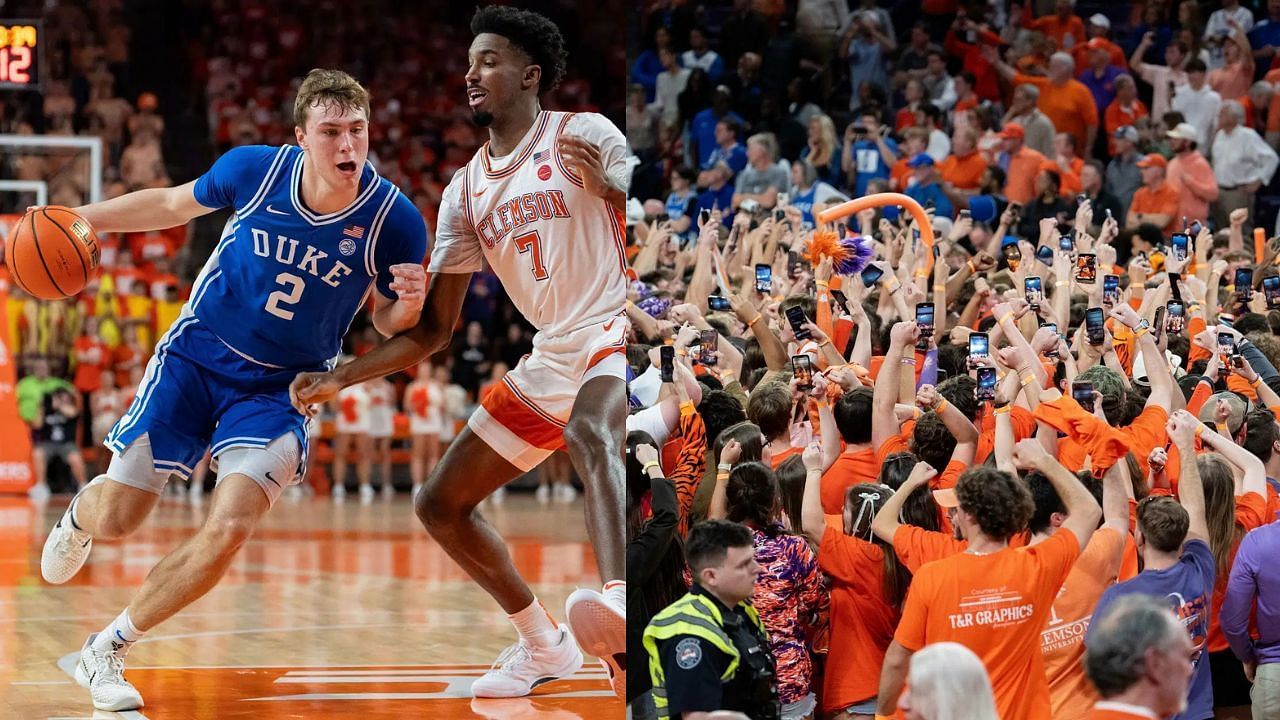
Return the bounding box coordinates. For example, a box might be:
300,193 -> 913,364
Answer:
807,230 -> 874,276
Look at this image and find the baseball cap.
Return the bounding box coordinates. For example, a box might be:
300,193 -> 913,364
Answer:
1113,125 -> 1138,142
1167,123 -> 1199,141
1085,37 -> 1109,52
968,195 -> 998,223
933,488 -> 959,508
1136,153 -> 1167,169
999,123 -> 1025,140
1089,13 -> 1111,29
907,153 -> 935,168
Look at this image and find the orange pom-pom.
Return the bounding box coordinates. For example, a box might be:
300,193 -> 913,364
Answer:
806,230 -> 851,268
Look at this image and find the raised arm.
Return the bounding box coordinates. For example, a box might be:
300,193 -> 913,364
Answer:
1013,440 -> 1101,550
801,441 -> 828,545
870,462 -> 937,544
872,321 -> 919,452
1167,410 -> 1209,543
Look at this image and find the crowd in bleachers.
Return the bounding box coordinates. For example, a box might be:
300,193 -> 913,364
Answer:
1,0 -> 623,502
626,1 -> 1280,719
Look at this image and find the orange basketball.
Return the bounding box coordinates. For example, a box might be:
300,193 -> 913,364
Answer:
3,206 -> 100,300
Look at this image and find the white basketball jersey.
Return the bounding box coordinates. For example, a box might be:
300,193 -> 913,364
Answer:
429,111 -> 629,335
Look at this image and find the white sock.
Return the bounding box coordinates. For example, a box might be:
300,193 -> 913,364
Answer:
509,599 -> 560,648
603,580 -> 626,607
92,609 -> 145,657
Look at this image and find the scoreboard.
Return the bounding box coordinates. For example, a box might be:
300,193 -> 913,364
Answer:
0,22 -> 39,90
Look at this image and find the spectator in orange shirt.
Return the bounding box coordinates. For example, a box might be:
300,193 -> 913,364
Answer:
1082,595 -> 1196,720
890,127 -> 929,191
1104,75 -> 1149,155
1164,122 -> 1219,227
1021,0 -> 1087,50
987,48 -> 1100,158
1070,14 -> 1129,70
938,128 -> 985,193
999,122 -> 1049,205
1209,20 -> 1254,101
1125,153 -> 1180,234
1243,80 -> 1276,134
874,444 -> 1101,720
820,387 -> 878,514
1052,132 -> 1085,194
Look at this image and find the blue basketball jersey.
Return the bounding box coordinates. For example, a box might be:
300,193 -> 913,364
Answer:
191,144 -> 427,369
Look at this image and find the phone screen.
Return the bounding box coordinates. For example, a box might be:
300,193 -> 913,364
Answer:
1075,253 -> 1097,284
975,367 -> 997,401
660,345 -> 675,383
787,251 -> 802,278
969,332 -> 989,360
1153,306 -> 1166,343
699,209 -> 711,225
1059,233 -> 1074,252
1103,274 -> 1119,305
1219,332 -> 1236,357
1171,233 -> 1189,261
785,305 -> 812,340
793,354 -> 813,389
1035,245 -> 1054,263
1265,276 -> 1280,309
1002,241 -> 1021,270
1236,267 -> 1255,300
860,264 -> 884,287
700,329 -> 718,366
831,288 -> 849,310
916,303 -> 935,349
1024,276 -> 1043,305
1072,381 -> 1095,407
1166,301 -> 1185,333
708,295 -> 730,311
755,264 -> 772,293
1085,307 -> 1105,345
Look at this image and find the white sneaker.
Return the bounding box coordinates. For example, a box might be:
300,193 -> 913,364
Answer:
28,483 -> 51,503
332,483 -> 346,502
565,588 -> 625,699
471,628 -> 583,698
41,508 -> 93,584
382,483 -> 395,499
359,484 -> 374,505
535,485 -> 551,505
555,484 -> 577,504
74,634 -> 144,711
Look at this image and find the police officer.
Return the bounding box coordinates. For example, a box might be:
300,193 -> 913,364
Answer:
642,519 -> 780,720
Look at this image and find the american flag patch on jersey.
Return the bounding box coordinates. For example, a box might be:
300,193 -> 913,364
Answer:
532,149 -> 551,164
343,224 -> 365,239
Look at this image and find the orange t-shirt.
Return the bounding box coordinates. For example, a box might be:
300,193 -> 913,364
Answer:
976,405 -> 1038,464
72,337 -> 109,394
1014,74 -> 1099,153
819,525 -> 901,710
1086,705 -> 1162,720
820,447 -> 879,514
892,523 -> 966,573
1128,182 -> 1180,234
938,151 -> 986,191
1005,146 -> 1049,205
1206,491 -> 1268,653
769,444 -> 804,469
1104,100 -> 1149,154
1041,528 -> 1127,720
1024,14 -> 1086,49
890,157 -> 912,191
894,530 -> 1082,720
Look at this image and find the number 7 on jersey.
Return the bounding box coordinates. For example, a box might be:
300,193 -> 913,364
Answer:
513,230 -> 550,281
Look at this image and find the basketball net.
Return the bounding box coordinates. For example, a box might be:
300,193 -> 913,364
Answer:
0,257 -> 35,494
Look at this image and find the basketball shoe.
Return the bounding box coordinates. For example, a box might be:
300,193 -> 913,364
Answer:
565,585 -> 625,699
41,483 -> 99,584
471,627 -> 583,697
74,633 -> 144,711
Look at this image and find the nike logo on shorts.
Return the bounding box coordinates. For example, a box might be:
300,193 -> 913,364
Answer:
265,471 -> 281,487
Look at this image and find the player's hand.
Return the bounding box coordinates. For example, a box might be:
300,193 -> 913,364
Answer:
290,372 -> 343,417
388,263 -> 426,311
558,135 -> 613,199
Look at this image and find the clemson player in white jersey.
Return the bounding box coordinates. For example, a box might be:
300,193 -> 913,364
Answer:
291,6 -> 627,699
404,360 -> 443,497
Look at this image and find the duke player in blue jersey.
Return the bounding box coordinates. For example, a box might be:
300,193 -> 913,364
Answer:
38,69 -> 428,711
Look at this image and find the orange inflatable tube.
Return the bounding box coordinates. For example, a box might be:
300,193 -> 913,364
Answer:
817,192 -> 935,249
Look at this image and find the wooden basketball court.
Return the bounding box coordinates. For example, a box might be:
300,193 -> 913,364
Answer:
0,492 -> 620,719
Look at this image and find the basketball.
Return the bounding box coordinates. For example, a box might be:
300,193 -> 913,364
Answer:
3,206 -> 100,300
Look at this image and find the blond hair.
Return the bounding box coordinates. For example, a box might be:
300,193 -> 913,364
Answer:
293,68 -> 371,130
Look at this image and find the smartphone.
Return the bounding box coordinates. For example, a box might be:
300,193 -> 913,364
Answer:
1152,306 -> 1166,343
1072,381 -> 1095,408
1190,219 -> 1202,236
860,264 -> 884,287
1035,245 -> 1054,264
785,305 -> 812,341
699,208 -> 711,225
1219,332 -> 1236,360
1008,202 -> 1022,221
1171,233 -> 1190,262
969,332 -> 989,365
1085,306 -> 1105,346
787,250 -> 802,279
1024,276 -> 1043,306
1059,233 -> 1075,253
708,294 -> 731,311
959,208 -> 971,220
1075,253 -> 1097,284
916,302 -> 935,349
1236,267 -> 1254,301
775,208 -> 786,222
831,288 -> 849,310
1166,300 -> 1186,334
975,367 -> 997,402
777,192 -> 790,209
1002,241 -> 1022,270
699,329 -> 718,366
793,354 -> 814,390
1102,274 -> 1120,306
660,345 -> 675,383
1265,275 -> 1280,309
1042,322 -> 1060,358
755,263 -> 772,293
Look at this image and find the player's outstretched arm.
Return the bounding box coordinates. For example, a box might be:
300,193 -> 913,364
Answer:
290,272 -> 472,414
73,181 -> 217,233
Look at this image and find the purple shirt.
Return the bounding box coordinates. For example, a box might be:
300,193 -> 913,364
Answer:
1222,522 -> 1280,665
1078,65 -> 1125,120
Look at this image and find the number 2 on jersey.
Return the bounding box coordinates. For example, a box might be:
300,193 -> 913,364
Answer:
265,272 -> 305,320
513,230 -> 549,281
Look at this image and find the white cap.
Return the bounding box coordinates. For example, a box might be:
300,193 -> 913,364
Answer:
1167,122 -> 1199,141
1089,13 -> 1111,29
